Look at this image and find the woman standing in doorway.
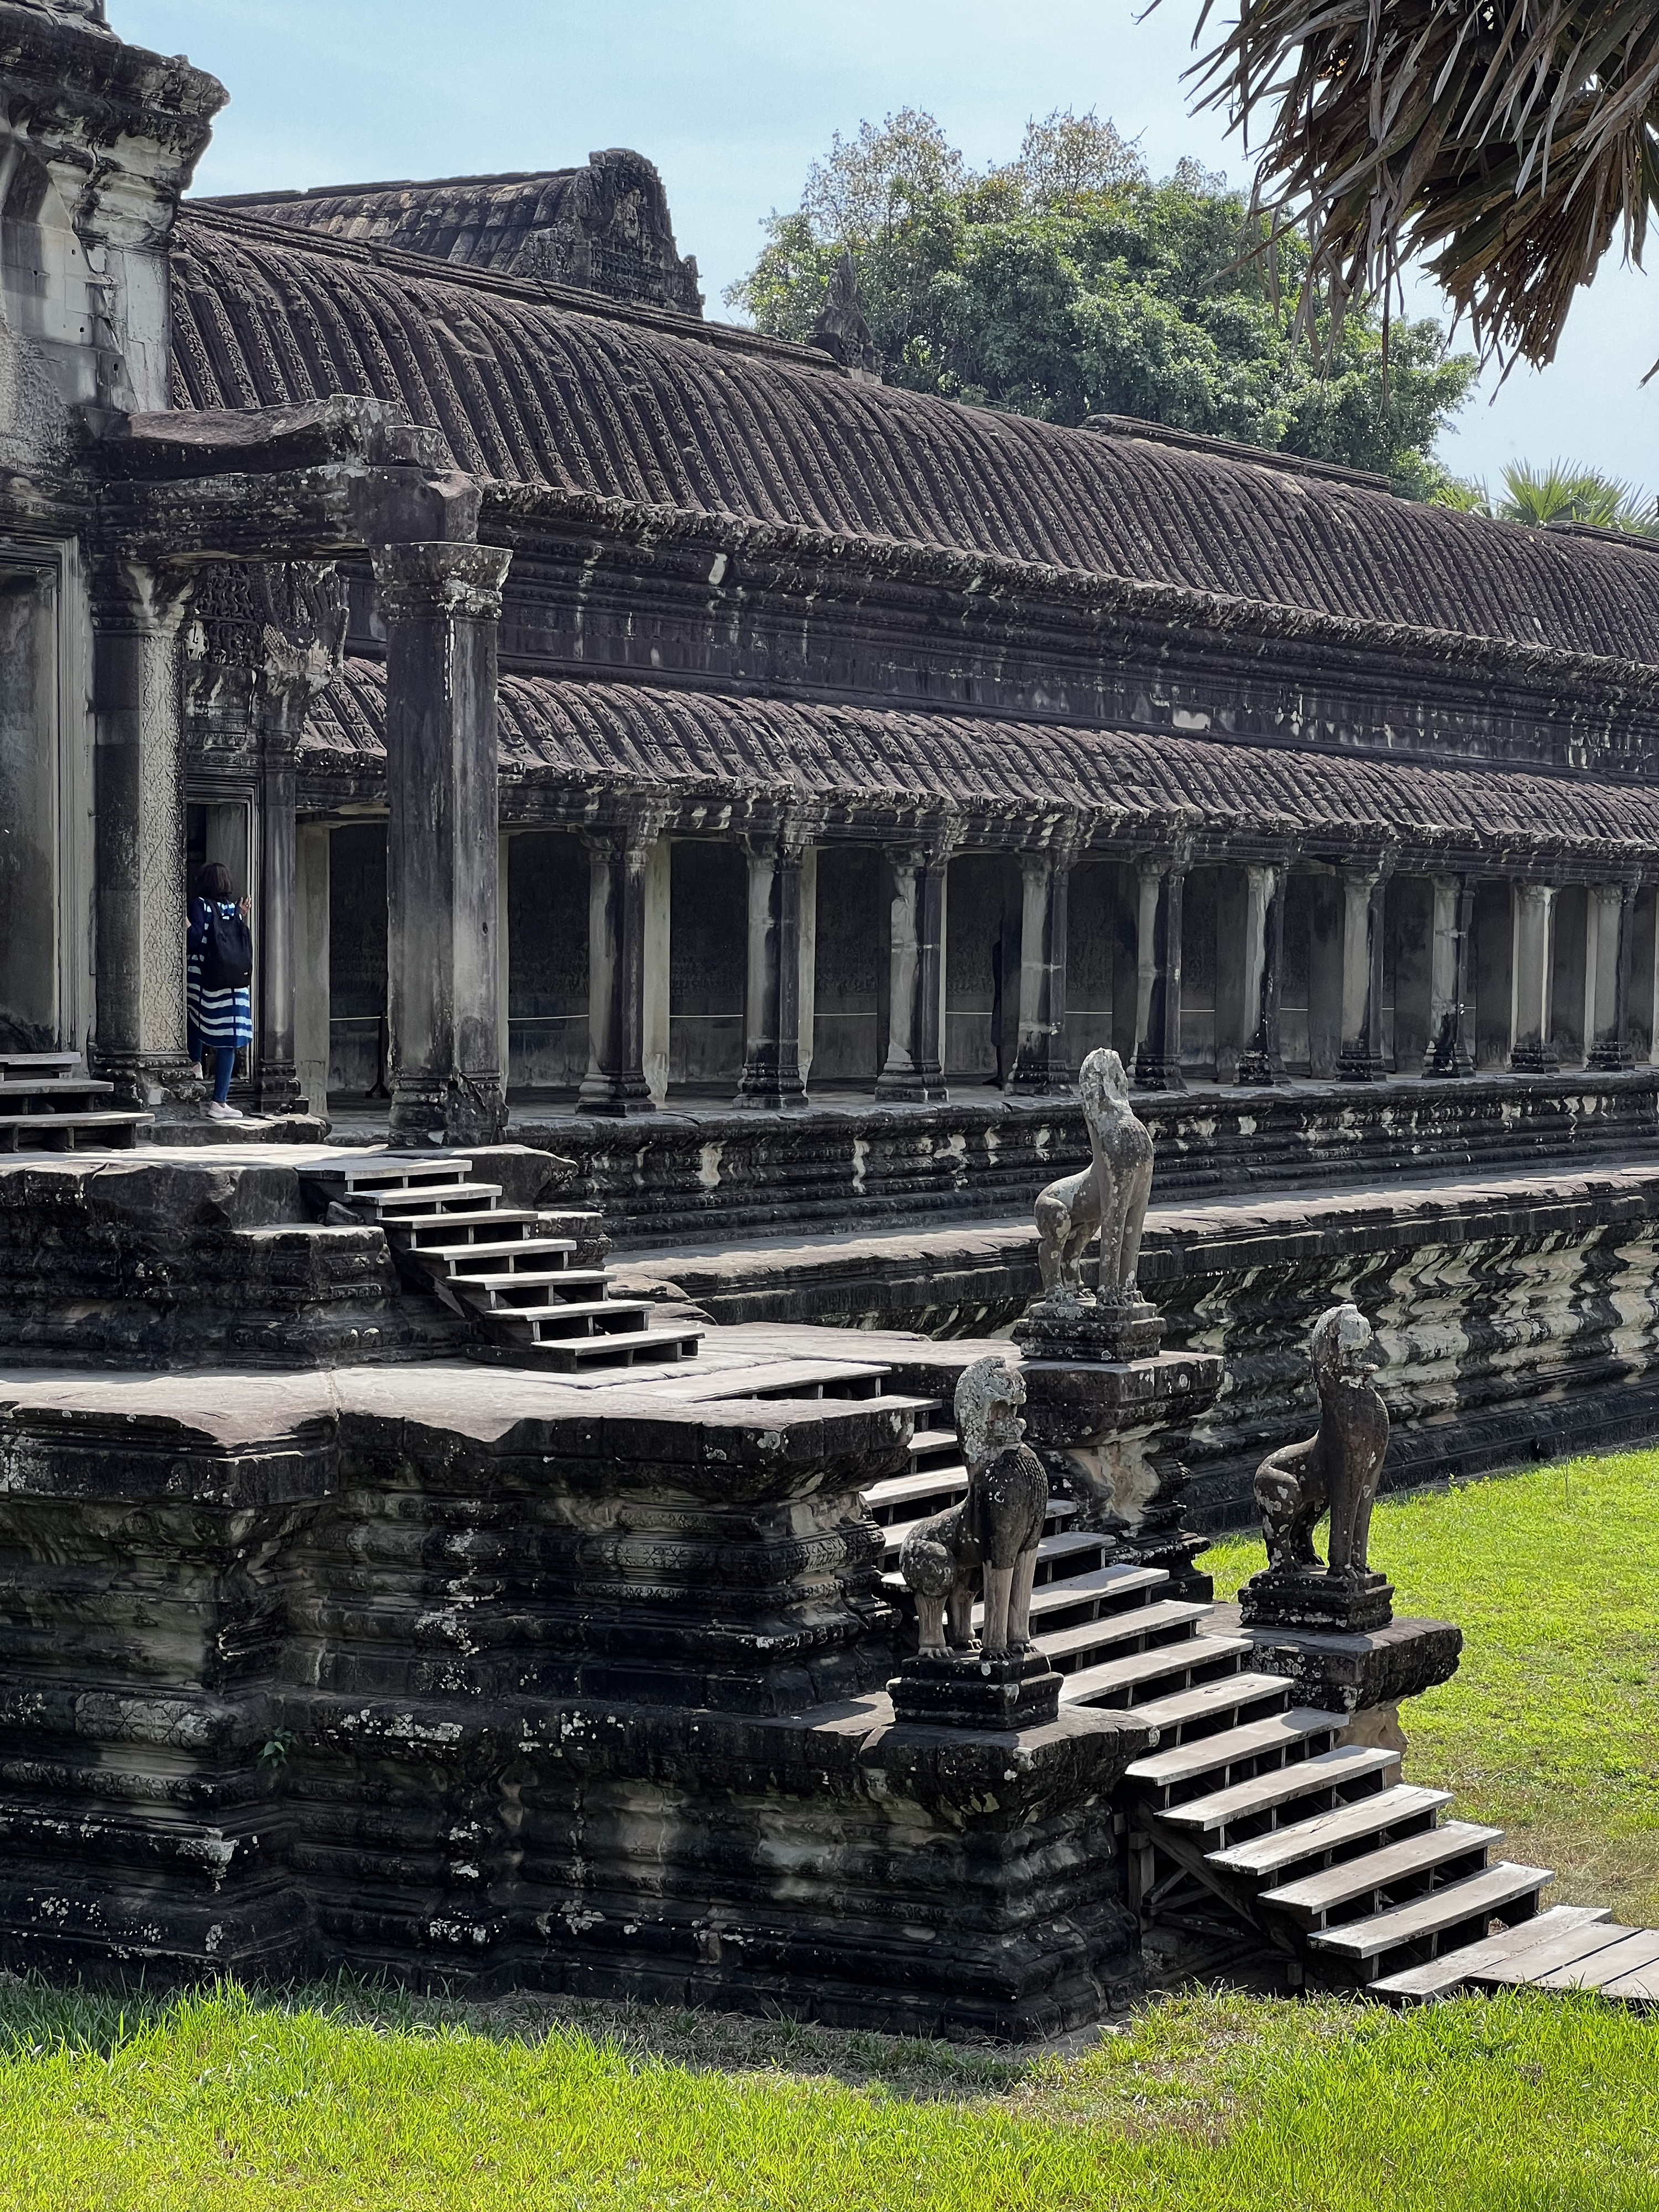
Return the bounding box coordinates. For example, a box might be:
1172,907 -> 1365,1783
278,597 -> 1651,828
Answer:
187,861 -> 254,1121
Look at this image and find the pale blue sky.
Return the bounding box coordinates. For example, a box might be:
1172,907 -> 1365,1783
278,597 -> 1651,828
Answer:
115,0 -> 1658,498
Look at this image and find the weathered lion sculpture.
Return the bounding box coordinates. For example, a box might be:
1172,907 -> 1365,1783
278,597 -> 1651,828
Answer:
1033,1047 -> 1154,1308
1255,1302 -> 1389,1580
900,1355 -> 1049,1658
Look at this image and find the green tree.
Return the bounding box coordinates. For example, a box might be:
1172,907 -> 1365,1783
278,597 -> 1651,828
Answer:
728,112 -> 1478,497
1428,461 -> 1659,532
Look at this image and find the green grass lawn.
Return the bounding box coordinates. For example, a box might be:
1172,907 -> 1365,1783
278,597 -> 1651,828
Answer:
0,1979 -> 1656,2210
1203,1446 -> 1659,1927
2,1447 -> 1658,2210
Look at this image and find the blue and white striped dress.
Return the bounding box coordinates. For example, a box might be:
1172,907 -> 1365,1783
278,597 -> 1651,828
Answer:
186,898 -> 254,1048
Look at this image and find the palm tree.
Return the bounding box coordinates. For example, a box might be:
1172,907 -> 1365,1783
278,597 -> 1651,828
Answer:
1498,458 -> 1658,529
1175,0 -> 1659,369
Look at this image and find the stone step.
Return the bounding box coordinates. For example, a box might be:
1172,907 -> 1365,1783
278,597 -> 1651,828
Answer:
1157,1745 -> 1403,1842
1207,1783 -> 1454,1880
1259,1820 -> 1503,1928
1125,1709 -> 1345,1805
1368,1905 -> 1615,2003
1308,1861 -> 1553,1971
1040,1597 -> 1215,1669
1060,1631 -> 1256,1708
1127,1670 -> 1294,1744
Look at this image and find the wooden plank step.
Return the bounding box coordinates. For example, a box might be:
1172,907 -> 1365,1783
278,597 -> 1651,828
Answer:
364,1184 -> 507,1212
1161,1746 -> 1402,1838
1310,1862 -> 1552,1965
1465,1916 -> 1647,1989
321,1157 -> 477,1188
1126,1708 -> 1342,1793
884,1502 -> 1087,1563
0,1111 -> 151,1132
1260,1820 -> 1501,1925
399,1208 -> 546,1234
1040,1598 -> 1215,1666
462,1271 -> 612,1304
1060,1633 -> 1255,1707
864,1467 -> 968,1512
1129,1670 -> 1293,1737
0,1078 -> 116,1099
1369,1905 -> 1615,2002
446,1260 -> 583,1287
413,1236 -> 575,1263
1209,1784 -> 1454,1878
1596,1947 -> 1659,2001
1530,1928 -> 1659,1992
523,1326 -> 703,1371
1020,1564 -> 1169,1627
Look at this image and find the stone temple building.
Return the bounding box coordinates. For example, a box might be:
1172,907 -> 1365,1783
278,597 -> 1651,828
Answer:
5,0 -> 1659,1162
6,0 -> 1659,2027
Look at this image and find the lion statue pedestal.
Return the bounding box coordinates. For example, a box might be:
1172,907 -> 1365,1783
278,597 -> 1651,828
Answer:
1011,1050 -> 1221,1598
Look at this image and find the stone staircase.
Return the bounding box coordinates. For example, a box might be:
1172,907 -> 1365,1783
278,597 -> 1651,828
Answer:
0,1053 -> 150,1152
868,1430 -> 1659,2002
310,1152 -> 703,1372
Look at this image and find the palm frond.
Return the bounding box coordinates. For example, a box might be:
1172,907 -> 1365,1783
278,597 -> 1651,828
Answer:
1174,0 -> 1659,367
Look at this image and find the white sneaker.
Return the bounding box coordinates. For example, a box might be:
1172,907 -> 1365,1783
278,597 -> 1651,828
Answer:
206,1101 -> 243,1121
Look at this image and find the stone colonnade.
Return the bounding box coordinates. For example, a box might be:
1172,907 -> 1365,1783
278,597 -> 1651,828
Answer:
291,809 -> 1653,1120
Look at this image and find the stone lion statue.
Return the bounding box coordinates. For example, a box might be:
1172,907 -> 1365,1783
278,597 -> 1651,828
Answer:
1255,1303 -> 1389,1579
900,1355 -> 1050,1658
1034,1047 -> 1154,1308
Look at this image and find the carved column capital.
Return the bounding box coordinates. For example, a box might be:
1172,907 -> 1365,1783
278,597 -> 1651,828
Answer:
371,541 -> 512,622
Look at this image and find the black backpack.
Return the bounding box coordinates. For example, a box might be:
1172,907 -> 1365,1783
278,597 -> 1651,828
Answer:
201,903 -> 253,991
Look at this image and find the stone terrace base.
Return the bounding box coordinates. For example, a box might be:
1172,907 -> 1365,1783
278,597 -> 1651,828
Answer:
0,1343 -> 1142,2038
615,1154 -> 1659,1529
505,1070 -> 1659,1247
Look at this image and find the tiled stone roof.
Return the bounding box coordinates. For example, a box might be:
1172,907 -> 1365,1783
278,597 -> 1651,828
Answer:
172,210 -> 1659,667
306,660 -> 1659,859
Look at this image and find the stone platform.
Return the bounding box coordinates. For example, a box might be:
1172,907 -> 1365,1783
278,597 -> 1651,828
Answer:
615,1152 -> 1659,1527
0,1333 -> 1143,2035
501,1070 -> 1659,1245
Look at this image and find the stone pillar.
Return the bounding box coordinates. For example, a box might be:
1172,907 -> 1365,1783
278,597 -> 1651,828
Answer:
737,827 -> 810,1109
578,815 -> 664,1117
372,542 -> 512,1145
254,749 -> 300,1114
90,561 -> 199,1110
876,842 -> 949,1104
1010,848 -> 1072,1094
1237,861 -> 1287,1085
294,823 -> 330,1117
1423,874 -> 1476,1076
1587,882 -> 1636,1071
1338,859 -> 1390,1081
1510,880 -> 1559,1072
1133,853 -> 1186,1093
